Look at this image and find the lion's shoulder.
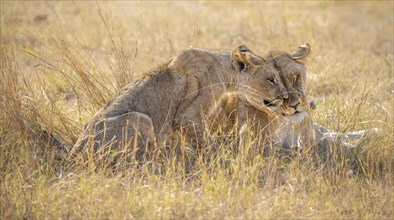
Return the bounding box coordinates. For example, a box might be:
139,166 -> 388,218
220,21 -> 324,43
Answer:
168,48 -> 231,72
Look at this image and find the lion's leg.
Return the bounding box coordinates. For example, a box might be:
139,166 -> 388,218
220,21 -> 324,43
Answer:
73,112 -> 155,163
206,93 -> 238,134
175,119 -> 208,150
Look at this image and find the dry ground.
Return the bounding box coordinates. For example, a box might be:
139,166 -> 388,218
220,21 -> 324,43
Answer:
1,1 -> 393,219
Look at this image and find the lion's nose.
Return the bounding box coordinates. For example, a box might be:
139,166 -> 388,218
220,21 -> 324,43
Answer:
281,92 -> 289,104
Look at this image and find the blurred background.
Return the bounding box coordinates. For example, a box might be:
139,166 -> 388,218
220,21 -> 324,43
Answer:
2,1 -> 392,68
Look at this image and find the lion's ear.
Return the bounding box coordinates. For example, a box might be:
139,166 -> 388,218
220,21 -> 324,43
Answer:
231,45 -> 258,73
290,43 -> 311,60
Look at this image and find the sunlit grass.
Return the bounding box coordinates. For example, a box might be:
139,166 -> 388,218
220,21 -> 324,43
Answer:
1,1 -> 393,219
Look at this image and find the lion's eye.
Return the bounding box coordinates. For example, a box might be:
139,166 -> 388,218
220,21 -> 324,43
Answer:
267,78 -> 275,85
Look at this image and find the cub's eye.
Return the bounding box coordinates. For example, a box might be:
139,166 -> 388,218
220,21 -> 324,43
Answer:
267,78 -> 275,85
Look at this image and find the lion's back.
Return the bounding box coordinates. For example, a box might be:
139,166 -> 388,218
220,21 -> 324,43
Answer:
73,47 -> 234,154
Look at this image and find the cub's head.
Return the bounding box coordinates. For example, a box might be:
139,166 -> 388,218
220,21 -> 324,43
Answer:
265,43 -> 311,120
231,45 -> 288,113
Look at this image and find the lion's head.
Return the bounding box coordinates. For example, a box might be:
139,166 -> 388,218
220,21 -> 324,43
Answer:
230,45 -> 288,114
265,43 -> 311,121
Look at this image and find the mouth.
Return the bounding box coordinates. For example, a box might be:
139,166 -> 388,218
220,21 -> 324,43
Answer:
281,105 -> 306,116
263,99 -> 278,108
259,98 -> 282,111
243,95 -> 282,112
236,92 -> 284,113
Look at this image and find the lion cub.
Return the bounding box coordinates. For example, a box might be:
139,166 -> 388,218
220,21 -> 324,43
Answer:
72,45 -> 288,162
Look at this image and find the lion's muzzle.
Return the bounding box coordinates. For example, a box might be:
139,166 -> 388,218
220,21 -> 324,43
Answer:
281,96 -> 307,116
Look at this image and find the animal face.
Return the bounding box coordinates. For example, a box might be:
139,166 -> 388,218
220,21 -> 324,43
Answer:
265,43 -> 310,118
230,45 -> 288,113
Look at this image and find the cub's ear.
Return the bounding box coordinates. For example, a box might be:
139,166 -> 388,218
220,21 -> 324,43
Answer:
231,45 -> 259,72
290,43 -> 311,60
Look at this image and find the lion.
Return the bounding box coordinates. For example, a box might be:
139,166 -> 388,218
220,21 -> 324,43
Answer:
71,45 -> 289,163
208,43 -> 378,160
265,43 -> 378,159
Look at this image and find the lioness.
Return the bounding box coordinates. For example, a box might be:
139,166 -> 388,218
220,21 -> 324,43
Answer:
72,45 -> 288,161
210,43 -> 377,159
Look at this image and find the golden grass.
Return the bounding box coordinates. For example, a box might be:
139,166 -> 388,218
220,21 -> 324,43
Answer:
1,1 -> 393,219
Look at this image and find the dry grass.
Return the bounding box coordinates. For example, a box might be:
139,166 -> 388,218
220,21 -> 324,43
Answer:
1,1 -> 393,219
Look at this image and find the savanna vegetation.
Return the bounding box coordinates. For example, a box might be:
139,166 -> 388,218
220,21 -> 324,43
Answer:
1,1 -> 393,219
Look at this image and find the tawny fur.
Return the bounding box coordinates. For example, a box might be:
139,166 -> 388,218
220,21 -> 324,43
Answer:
72,45 -> 288,161
209,43 -> 378,160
